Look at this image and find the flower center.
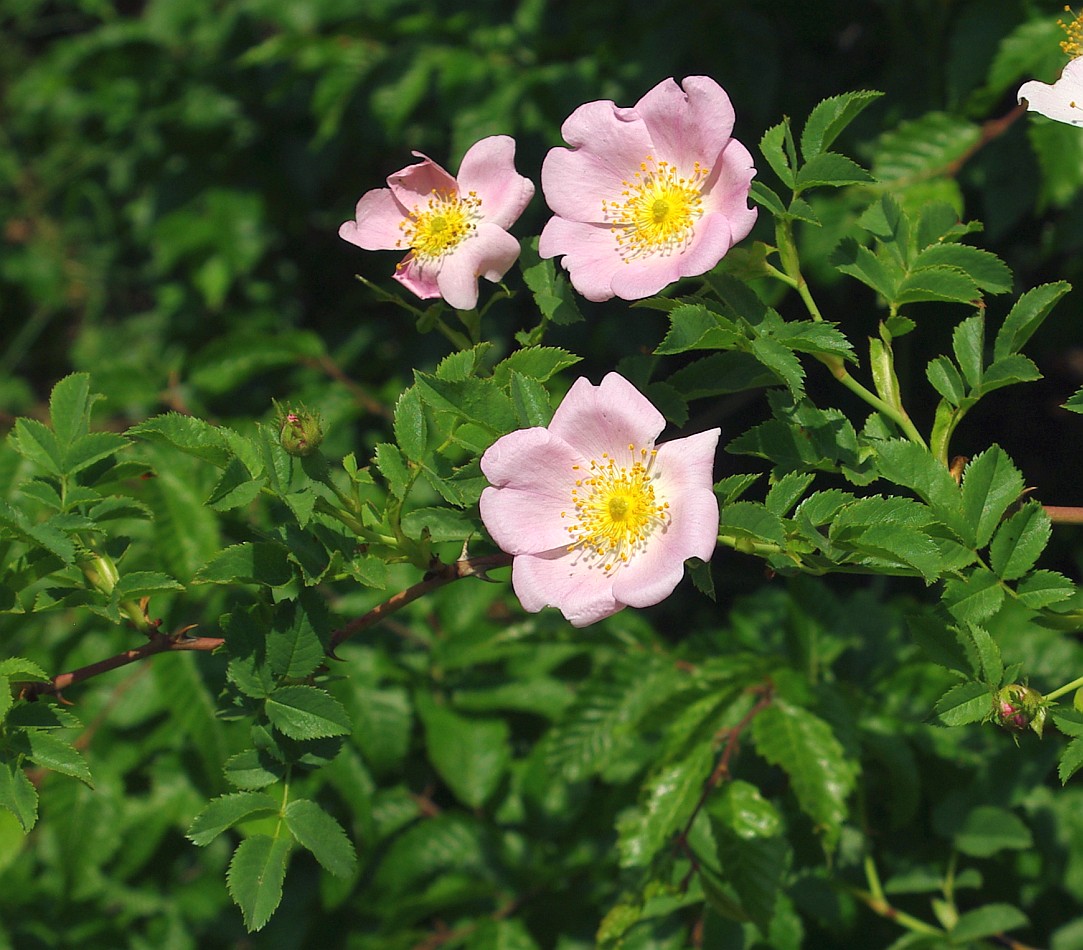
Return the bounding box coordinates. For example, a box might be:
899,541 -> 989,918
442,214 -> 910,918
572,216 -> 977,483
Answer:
398,189 -> 481,262
602,155 -> 709,261
1062,6 -> 1083,58
562,445 -> 670,571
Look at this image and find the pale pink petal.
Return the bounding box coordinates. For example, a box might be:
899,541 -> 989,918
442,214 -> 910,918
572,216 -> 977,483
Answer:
392,254 -> 441,300
1019,57 -> 1083,126
387,153 -> 459,210
540,101 -> 653,223
610,428 -> 720,608
701,138 -> 758,236
435,223 -> 521,310
480,426 -> 584,553
548,373 -> 665,461
511,550 -> 623,627
538,216 -> 625,302
456,135 -> 536,230
339,188 -> 407,250
635,76 -> 736,173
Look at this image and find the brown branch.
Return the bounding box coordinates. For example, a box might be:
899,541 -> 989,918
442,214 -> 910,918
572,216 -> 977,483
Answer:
18,552 -> 513,701
20,632 -> 225,701
328,552 -> 512,654
1044,505 -> 1083,525
943,103 -> 1026,179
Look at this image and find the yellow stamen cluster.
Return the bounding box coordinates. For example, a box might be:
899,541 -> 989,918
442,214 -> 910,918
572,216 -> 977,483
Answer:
1060,6 -> 1083,58
602,155 -> 709,262
398,189 -> 481,263
561,444 -> 670,572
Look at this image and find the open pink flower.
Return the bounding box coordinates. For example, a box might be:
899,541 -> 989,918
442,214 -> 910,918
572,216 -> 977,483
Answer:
479,373 -> 720,627
339,135 -> 535,310
1018,57 -> 1083,127
538,76 -> 757,302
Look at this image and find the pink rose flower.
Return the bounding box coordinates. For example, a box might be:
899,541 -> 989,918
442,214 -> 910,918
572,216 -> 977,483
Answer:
339,135 -> 535,310
479,373 -> 720,627
1018,57 -> 1083,127
537,76 -> 757,302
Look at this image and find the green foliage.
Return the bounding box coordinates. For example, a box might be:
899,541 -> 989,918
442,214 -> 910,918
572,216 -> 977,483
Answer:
6,3 -> 1083,946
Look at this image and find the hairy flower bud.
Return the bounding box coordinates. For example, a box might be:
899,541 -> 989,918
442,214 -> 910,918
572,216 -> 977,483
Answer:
994,684 -> 1048,738
276,404 -> 324,457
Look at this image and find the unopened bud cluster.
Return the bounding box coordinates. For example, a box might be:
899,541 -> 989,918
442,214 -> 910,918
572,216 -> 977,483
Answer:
994,684 -> 1048,738
275,403 -> 324,457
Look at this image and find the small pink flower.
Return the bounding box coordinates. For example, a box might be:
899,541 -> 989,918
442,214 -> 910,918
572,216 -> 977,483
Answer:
479,373 -> 720,627
537,76 -> 757,302
1018,56 -> 1083,127
339,135 -> 535,310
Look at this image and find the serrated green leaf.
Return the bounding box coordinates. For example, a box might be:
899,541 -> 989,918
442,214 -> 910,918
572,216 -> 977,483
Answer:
400,505 -> 474,542
830,238 -> 900,300
112,571 -> 184,601
990,502 -> 1050,580
935,680 -> 992,726
801,90 -> 884,160
187,791 -> 280,846
1016,569 -> 1074,608
979,354 -> 1041,395
414,373 -> 516,434
655,303 -> 740,355
927,356 -> 966,406
718,502 -> 787,546
417,694 -> 509,809
194,542 -> 293,587
666,351 -> 781,396
206,458 -> 265,512
795,151 -> 873,190
11,419 -> 64,475
283,799 -> 357,877
961,624 -> 1003,686
898,267 -> 980,306
765,472 -> 815,517
750,180 -> 786,215
23,731 -> 93,787
850,523 -> 943,582
908,614 -> 973,676
492,346 -> 581,384
0,658 -> 49,681
750,702 -> 856,849
47,372 -> 92,449
227,834 -> 291,932
63,431 -> 129,478
912,244 -> 1011,294
1059,737 -> 1083,784
0,760 -> 38,831
129,412 -> 233,466
994,282 -> 1070,360
750,336 -> 805,396
265,685 -> 351,740
711,779 -> 783,840
952,313 -> 985,389
267,596 -> 325,679
954,805 -> 1032,857
873,112 -> 981,183
715,828 -> 789,936
874,440 -> 968,541
618,742 -> 714,869
961,446 -> 1024,549
519,239 -> 584,326
942,569 -> 1004,624
393,387 -> 428,462
760,121 -> 795,188
508,370 -> 552,428
223,749 -> 285,790
374,442 -> 410,499
714,474 -> 761,506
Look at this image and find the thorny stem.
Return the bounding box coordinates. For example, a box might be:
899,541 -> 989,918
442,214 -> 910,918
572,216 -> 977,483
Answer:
20,552 -> 513,701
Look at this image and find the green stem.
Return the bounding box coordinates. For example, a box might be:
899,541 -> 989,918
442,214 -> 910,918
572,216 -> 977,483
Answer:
850,887 -> 946,939
772,219 -> 927,448
433,314 -> 473,350
1044,674 -> 1083,704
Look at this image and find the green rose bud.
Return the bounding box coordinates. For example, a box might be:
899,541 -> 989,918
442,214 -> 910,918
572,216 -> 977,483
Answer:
995,684 -> 1048,738
276,404 -> 324,457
